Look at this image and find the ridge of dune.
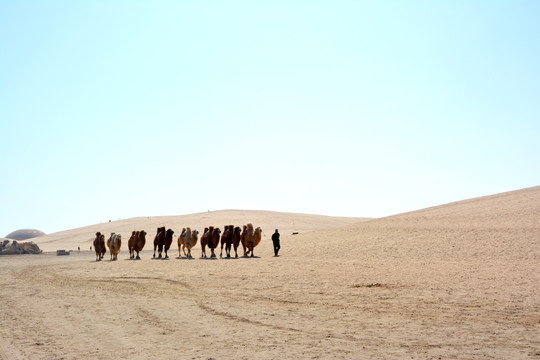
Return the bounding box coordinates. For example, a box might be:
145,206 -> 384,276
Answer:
34,209 -> 370,252
362,185 -> 540,229
294,186 -> 539,266
30,186 -> 540,252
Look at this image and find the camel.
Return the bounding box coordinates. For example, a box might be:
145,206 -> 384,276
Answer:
178,227 -> 198,258
200,227 -> 211,258
107,233 -> 122,261
240,225 -> 248,256
163,228 -> 174,259
93,232 -> 106,261
178,228 -> 187,257
244,223 -> 262,257
220,225 -> 234,258
200,226 -> 221,258
209,227 -> 221,258
128,230 -> 146,260
153,226 -> 166,258
231,226 -> 242,258
187,229 -> 199,258
128,231 -> 136,259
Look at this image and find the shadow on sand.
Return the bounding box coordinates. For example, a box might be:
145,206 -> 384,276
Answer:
199,256 -> 219,260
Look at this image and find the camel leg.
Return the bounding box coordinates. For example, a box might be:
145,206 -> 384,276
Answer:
136,250 -> 140,260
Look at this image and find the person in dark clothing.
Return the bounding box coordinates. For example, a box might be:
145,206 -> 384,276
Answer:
272,229 -> 280,256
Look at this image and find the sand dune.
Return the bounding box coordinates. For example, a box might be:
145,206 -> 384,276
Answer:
34,210 -> 368,253
1,187 -> 538,359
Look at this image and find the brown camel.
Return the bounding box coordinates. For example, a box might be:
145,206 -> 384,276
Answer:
128,230 -> 146,260
220,225 -> 234,258
209,227 -> 221,258
231,226 -> 242,258
93,232 -> 106,261
178,228 -> 187,257
240,225 -> 248,256
201,226 -> 221,258
244,223 -> 262,257
163,228 -> 174,259
200,227 -> 211,258
153,226 -> 166,258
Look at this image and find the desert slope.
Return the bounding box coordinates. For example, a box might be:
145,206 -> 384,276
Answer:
1,187 -> 538,359
373,185 -> 539,228
34,210 -> 368,252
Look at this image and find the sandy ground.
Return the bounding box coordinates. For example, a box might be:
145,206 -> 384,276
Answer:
1,187 -> 539,359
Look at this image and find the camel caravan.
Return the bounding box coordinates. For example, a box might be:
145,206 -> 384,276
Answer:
93,224 -> 263,261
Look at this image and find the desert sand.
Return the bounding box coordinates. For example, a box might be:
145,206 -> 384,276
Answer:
1,187 -> 539,359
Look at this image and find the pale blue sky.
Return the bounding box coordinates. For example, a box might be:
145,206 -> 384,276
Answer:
1,1 -> 539,236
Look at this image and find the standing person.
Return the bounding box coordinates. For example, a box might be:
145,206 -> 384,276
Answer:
272,229 -> 280,256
